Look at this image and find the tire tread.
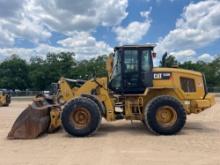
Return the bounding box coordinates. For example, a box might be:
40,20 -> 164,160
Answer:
144,95 -> 186,135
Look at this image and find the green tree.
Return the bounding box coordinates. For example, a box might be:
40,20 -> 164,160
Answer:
72,55 -> 107,79
29,56 -> 49,90
0,52 -> 218,91
29,52 -> 76,90
160,55 -> 179,67
0,55 -> 29,90
209,55 -> 220,87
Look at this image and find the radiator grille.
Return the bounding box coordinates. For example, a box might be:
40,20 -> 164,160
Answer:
180,77 -> 196,92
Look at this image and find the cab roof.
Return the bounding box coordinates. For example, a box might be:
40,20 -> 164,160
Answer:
114,44 -> 156,50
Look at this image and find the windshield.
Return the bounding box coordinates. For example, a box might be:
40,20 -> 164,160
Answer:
109,50 -> 122,90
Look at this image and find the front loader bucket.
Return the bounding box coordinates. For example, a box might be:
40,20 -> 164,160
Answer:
7,99 -> 52,139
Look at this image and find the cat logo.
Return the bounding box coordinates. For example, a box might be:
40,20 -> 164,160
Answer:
154,73 -> 162,79
153,72 -> 171,80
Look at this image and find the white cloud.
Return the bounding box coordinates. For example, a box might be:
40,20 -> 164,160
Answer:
170,49 -> 196,60
198,53 -> 215,62
0,0 -> 126,59
153,48 -> 216,66
0,0 -> 128,44
0,0 -> 25,18
31,0 -> 128,33
154,0 -> 220,65
157,0 -> 220,53
113,10 -> 151,44
2,17 -> 52,44
140,10 -> 151,19
58,32 -> 113,60
167,49 -> 199,63
0,0 -> 52,46
0,44 -> 67,61
148,0 -> 177,3
153,49 -> 197,65
0,27 -> 15,47
0,32 -> 113,61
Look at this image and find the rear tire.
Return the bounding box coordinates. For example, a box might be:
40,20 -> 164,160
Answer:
61,97 -> 101,137
144,95 -> 186,135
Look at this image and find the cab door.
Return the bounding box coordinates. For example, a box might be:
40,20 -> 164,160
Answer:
123,49 -> 139,93
140,49 -> 153,89
122,48 -> 153,94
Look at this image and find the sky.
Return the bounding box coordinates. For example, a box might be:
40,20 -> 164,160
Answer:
0,0 -> 219,65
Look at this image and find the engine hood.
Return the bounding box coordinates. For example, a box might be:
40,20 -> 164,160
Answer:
153,67 -> 202,77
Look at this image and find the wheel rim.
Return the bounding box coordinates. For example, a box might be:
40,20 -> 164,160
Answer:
156,106 -> 177,128
70,107 -> 91,129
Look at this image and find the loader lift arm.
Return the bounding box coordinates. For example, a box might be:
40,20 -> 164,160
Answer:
58,77 -> 116,121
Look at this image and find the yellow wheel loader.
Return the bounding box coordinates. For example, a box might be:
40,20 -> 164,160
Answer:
58,44 -> 215,137
8,44 -> 215,139
0,90 -> 11,106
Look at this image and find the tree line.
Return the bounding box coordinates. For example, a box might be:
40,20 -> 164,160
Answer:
0,52 -> 219,91
0,52 -> 107,91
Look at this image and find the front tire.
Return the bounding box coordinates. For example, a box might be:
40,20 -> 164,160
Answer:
61,97 -> 101,137
144,95 -> 186,135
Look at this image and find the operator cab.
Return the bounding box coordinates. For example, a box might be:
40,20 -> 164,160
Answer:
109,44 -> 155,94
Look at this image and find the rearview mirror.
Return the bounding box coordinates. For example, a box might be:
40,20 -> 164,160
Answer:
152,52 -> 156,58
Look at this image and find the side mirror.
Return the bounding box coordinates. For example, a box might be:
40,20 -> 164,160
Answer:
152,52 -> 157,58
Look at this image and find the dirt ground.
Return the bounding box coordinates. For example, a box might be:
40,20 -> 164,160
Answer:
0,98 -> 220,165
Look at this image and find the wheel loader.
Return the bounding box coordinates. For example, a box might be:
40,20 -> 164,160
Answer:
0,90 -> 11,106
8,44 -> 215,139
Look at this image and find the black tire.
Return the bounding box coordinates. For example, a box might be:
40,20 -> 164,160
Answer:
81,94 -> 105,116
61,97 -> 101,137
144,95 -> 186,135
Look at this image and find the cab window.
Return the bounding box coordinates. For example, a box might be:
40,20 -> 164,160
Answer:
124,50 -> 138,73
141,50 -> 150,72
